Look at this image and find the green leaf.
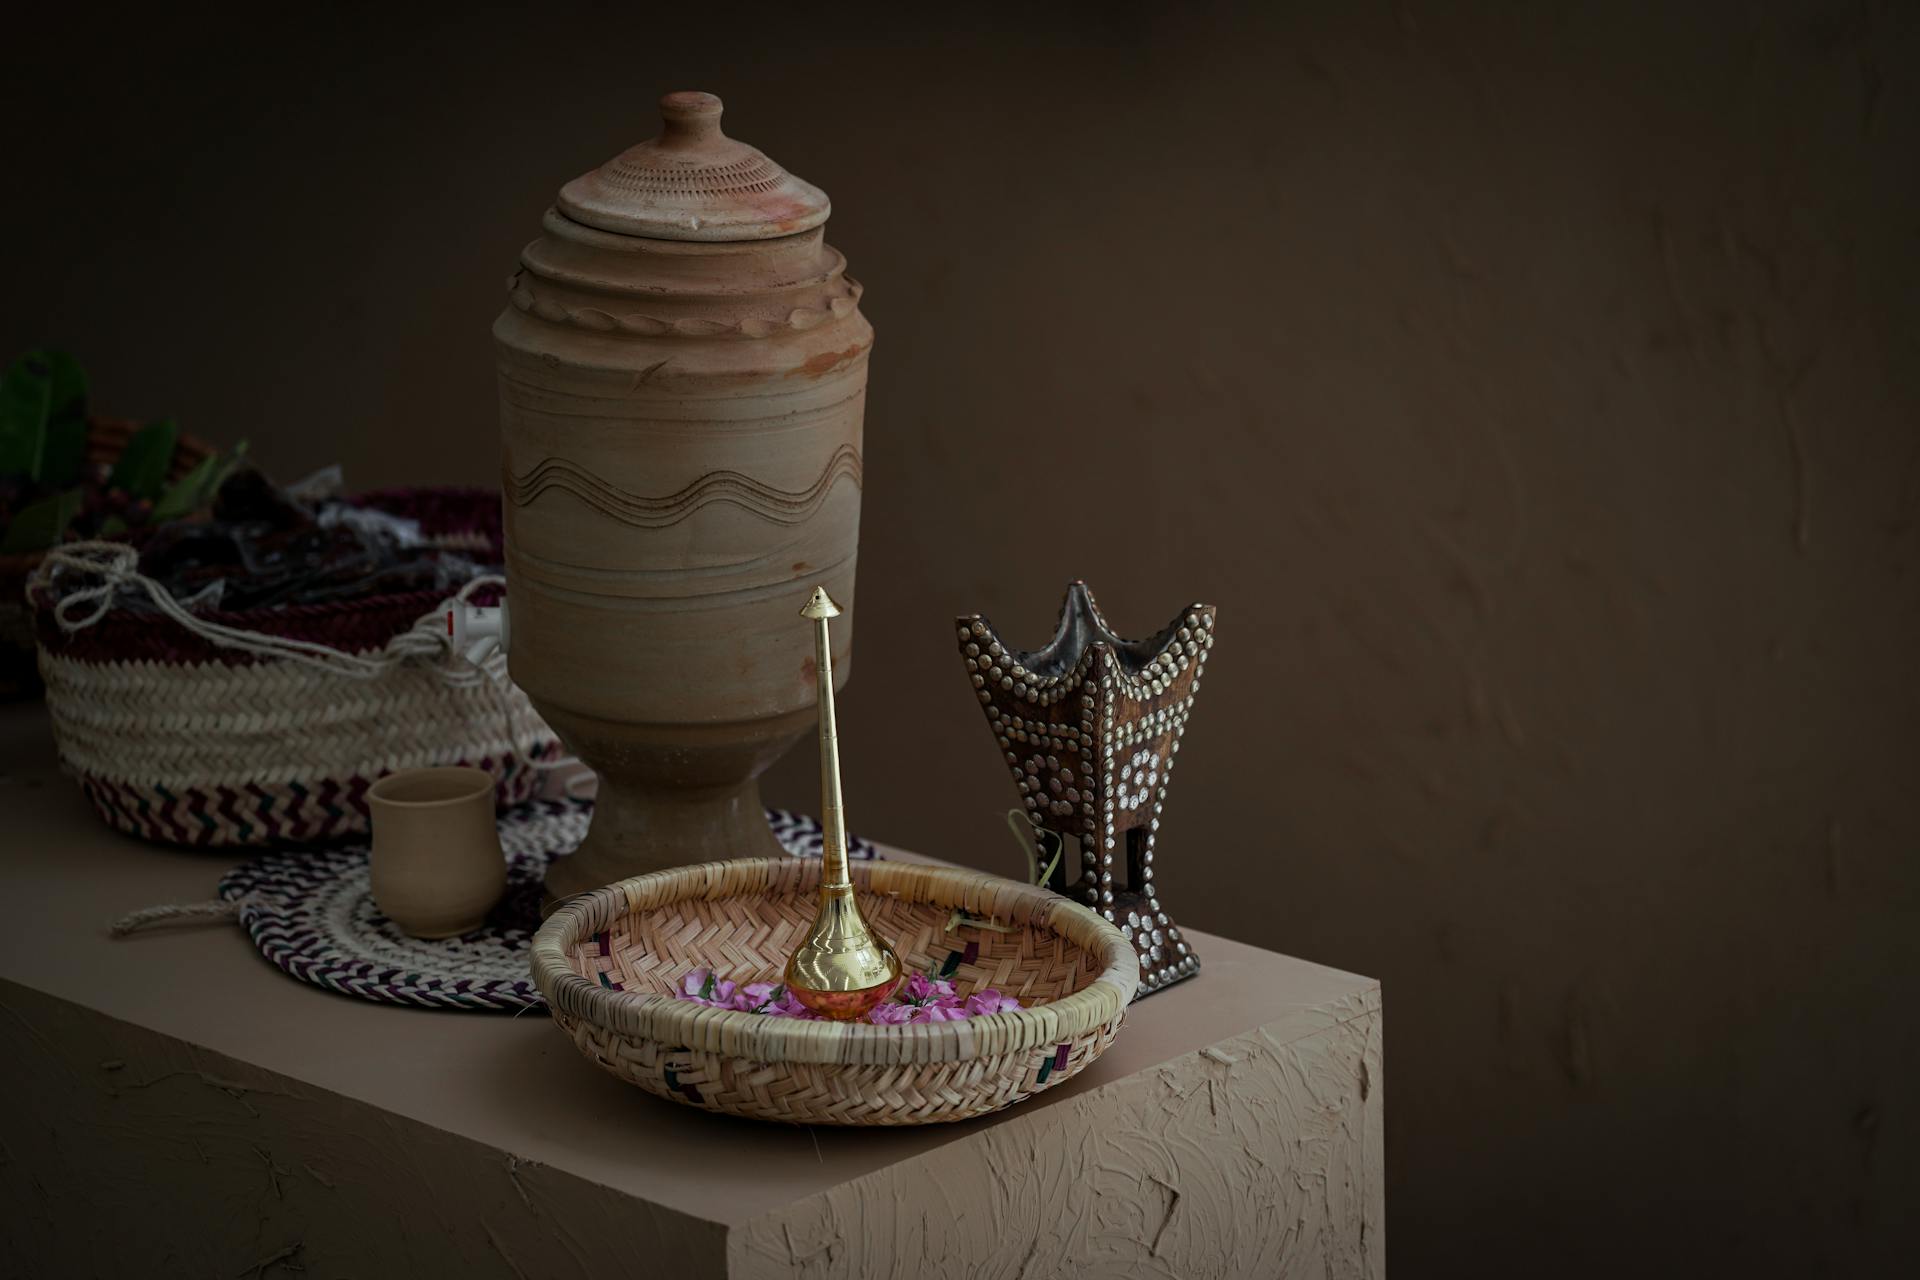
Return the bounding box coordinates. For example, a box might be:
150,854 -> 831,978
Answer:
151,454 -> 220,524
0,352 -> 53,478
37,351 -> 89,488
107,418 -> 179,500
98,514 -> 129,538
0,487 -> 82,554
151,440 -> 248,524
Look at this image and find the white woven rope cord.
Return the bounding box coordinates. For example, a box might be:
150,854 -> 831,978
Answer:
41,542 -> 483,679
109,899 -> 242,935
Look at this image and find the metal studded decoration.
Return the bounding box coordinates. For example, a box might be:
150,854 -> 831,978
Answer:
957,581 -> 1214,997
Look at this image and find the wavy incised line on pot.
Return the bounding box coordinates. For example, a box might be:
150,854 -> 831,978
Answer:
506,444 -> 863,529
506,542 -> 856,595
508,561 -> 858,611
496,372 -> 868,419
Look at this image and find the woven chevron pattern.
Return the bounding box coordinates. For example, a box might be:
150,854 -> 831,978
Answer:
533,859 -> 1139,1125
41,650 -> 557,848
566,1013 -> 1123,1126
215,800 -> 876,1012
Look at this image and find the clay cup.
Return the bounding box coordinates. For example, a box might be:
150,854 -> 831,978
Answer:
368,768 -> 506,938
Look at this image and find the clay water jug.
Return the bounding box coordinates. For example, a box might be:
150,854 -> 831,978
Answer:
494,91 -> 871,901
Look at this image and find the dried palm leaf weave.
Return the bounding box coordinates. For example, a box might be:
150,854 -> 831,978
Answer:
29,488 -> 562,848
533,858 -> 1139,1125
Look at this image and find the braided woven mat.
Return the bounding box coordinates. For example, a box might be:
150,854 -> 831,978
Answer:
215,800 -> 878,1013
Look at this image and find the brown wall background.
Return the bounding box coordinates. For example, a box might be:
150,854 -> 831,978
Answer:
9,2 -> 1918,1273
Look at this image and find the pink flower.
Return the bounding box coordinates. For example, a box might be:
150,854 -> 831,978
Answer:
964,989 -> 1022,1017
670,969 -> 1020,1024
768,988 -> 820,1019
899,972 -> 957,1005
676,968 -> 737,1007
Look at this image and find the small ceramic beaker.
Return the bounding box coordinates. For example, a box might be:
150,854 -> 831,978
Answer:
367,767 -> 506,939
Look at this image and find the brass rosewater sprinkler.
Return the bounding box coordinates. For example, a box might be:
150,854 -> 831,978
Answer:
784,587 -> 903,1020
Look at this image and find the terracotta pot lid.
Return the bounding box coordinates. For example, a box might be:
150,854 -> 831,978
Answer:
558,91 -> 831,242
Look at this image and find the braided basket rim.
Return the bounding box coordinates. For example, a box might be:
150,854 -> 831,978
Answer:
531,858 -> 1140,1066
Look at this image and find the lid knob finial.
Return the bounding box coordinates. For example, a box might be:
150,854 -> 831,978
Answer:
658,90 -> 724,148
557,90 -> 830,240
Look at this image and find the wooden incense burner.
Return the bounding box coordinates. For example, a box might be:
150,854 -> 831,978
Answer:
958,582 -> 1213,996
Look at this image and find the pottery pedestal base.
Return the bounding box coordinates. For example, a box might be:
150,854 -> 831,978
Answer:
535,703 -> 802,902
541,778 -> 787,901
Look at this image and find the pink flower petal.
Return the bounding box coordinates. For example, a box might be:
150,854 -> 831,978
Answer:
735,982 -> 778,1011
671,974 -> 1022,1023
771,991 -> 819,1019
901,972 -> 961,1004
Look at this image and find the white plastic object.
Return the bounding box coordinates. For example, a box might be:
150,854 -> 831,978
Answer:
446,597 -> 510,665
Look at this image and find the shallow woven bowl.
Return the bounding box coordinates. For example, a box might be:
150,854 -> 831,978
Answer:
532,858 -> 1139,1126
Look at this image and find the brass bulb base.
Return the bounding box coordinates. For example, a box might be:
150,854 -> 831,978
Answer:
788,975 -> 902,1022
785,884 -> 902,1020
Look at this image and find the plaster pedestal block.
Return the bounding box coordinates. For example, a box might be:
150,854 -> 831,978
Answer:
0,705 -> 1383,1279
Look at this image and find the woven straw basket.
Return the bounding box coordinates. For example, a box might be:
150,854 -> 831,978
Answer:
532,858 -> 1139,1126
29,487 -> 557,848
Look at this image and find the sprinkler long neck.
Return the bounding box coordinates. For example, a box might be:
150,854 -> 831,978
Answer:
811,611 -> 850,891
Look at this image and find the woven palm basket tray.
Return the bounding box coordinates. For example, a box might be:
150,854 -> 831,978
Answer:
532,859 -> 1140,1126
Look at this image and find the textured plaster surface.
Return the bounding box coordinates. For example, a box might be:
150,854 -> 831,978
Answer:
0,980 -> 1380,1280
0,981 -> 727,1279
731,991 -> 1383,1279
